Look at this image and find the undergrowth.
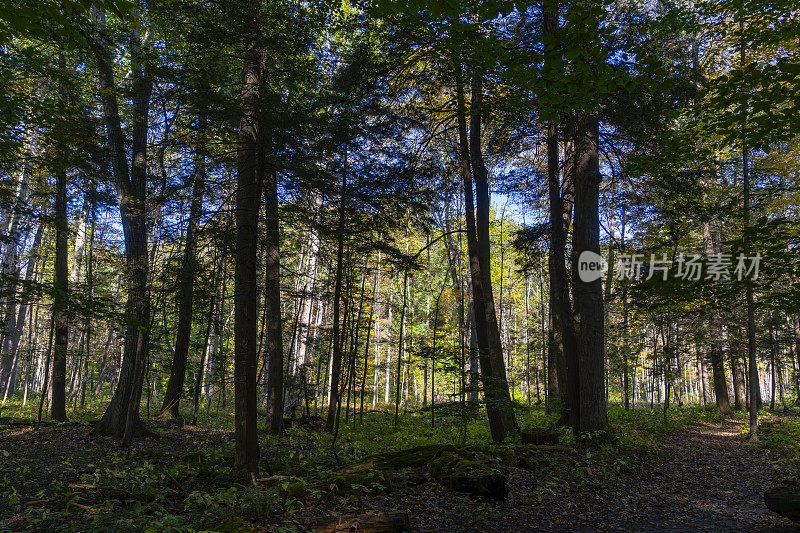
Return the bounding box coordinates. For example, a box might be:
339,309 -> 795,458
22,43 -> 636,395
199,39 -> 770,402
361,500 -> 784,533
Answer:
0,399 -> 744,532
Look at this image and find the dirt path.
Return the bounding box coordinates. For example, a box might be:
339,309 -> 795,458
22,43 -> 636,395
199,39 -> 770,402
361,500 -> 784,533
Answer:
542,419 -> 798,532
364,419 -> 798,531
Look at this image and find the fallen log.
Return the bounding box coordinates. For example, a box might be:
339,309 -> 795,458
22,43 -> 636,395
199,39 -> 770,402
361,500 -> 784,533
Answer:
255,475 -> 304,484
301,511 -> 410,532
67,483 -> 147,502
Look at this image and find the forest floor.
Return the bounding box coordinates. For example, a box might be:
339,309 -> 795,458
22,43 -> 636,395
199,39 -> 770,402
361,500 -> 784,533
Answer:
353,418 -> 798,532
0,403 -> 798,532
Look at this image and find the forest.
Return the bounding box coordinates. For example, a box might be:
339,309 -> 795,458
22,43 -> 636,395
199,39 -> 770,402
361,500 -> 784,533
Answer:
1,0 -> 800,531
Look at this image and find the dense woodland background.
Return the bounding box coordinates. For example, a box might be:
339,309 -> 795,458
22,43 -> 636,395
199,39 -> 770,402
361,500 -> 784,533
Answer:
1,0 -> 800,530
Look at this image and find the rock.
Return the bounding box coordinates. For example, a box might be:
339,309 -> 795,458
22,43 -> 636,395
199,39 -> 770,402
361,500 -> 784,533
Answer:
765,481 -> 800,524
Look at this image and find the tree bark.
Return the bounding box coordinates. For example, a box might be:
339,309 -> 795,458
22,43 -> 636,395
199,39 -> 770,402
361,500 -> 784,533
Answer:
161,147 -> 205,418
234,39 -> 264,479
90,15 -> 153,441
50,165 -> 69,422
543,1 -> 576,425
454,64 -> 516,441
324,153 -> 347,433
570,112 -> 608,433
702,222 -> 731,414
0,130 -> 34,398
294,194 -> 322,375
264,163 -> 284,434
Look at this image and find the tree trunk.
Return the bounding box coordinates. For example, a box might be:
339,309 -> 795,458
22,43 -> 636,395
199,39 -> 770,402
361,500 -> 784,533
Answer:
570,111 -> 608,433
295,194 -> 322,375
1,223 -> 43,399
234,39 -> 264,479
730,334 -> 748,410
471,76 -> 517,437
50,165 -> 69,422
69,185 -> 92,287
701,222 -> 731,413
90,11 -> 153,443
264,165 -> 284,434
161,148 -> 205,418
793,317 -> 800,404
770,320 -> 776,411
738,24 -> 759,440
393,270 -> 408,429
91,130 -> 151,438
455,64 -> 516,442
0,131 -> 34,399
324,153 -> 348,433
698,342 -> 712,405
543,2 -> 576,424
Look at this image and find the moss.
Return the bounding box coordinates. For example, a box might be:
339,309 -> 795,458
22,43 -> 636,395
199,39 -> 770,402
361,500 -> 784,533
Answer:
280,480 -> 308,501
426,449 -> 507,500
373,444 -> 456,469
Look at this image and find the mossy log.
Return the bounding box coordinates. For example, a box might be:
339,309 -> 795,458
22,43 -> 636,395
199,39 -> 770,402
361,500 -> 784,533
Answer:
765,481 -> 800,524
341,443 -> 577,501
366,445 -> 508,499
427,449 -> 507,499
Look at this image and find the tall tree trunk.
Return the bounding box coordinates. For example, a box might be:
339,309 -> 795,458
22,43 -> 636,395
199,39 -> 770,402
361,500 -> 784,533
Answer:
793,317 -> 800,405
161,148 -> 205,418
324,154 -> 347,433
233,40 -> 264,479
471,75 -> 517,436
264,164 -> 284,434
570,112 -> 608,433
738,20 -> 759,440
702,222 -> 731,413
50,164 -> 69,422
295,194 -> 322,374
0,131 -> 35,398
543,2 -> 576,424
0,127 -> 33,291
454,65 -> 516,441
90,11 -> 152,442
1,223 -> 43,399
